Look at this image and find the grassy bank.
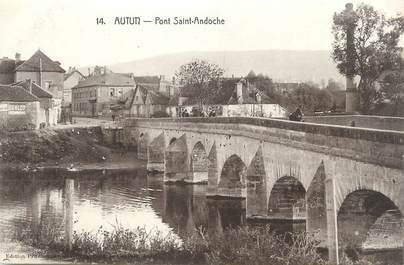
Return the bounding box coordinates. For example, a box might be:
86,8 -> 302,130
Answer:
13,222 -> 383,265
0,127 -> 112,167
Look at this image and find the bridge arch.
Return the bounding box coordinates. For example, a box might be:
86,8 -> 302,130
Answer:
219,154 -> 247,188
337,189 -> 403,259
189,141 -> 209,183
267,175 -> 306,221
147,133 -> 166,172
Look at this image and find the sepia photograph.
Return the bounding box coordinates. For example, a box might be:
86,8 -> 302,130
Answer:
0,0 -> 403,264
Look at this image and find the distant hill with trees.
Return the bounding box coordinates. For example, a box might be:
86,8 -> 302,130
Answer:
102,50 -> 344,84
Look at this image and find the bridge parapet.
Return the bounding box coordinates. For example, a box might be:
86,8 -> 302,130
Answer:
124,117 -> 404,169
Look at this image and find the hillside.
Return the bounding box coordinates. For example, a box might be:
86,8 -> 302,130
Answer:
102,50 -> 344,84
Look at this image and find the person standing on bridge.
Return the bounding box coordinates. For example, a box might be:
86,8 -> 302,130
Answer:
289,105 -> 304,121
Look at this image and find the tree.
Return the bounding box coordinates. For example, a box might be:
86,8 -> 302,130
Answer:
377,59 -> 404,116
288,83 -> 333,114
325,78 -> 343,91
246,70 -> 257,81
175,59 -> 224,105
332,3 -> 404,113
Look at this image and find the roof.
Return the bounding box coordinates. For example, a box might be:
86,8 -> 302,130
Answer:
119,89 -> 136,109
0,85 -> 39,102
15,50 -> 65,73
12,80 -> 53,98
168,94 -> 180,106
136,85 -> 149,103
75,73 -> 136,88
134,76 -> 160,84
64,69 -> 84,81
146,90 -> 169,105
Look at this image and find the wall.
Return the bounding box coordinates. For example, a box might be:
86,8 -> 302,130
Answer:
71,85 -> 98,117
63,72 -> 82,103
222,104 -> 286,118
0,101 -> 40,130
305,115 -> 404,131
72,85 -> 134,117
15,71 -> 64,99
0,73 -> 14,85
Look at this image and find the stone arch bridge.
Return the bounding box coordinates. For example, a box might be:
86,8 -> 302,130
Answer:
121,117 -> 404,263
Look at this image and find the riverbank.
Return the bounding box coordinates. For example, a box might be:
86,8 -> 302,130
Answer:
0,125 -> 140,171
13,223 -> 384,265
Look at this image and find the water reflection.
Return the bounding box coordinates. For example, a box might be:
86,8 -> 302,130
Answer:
0,168 -> 401,265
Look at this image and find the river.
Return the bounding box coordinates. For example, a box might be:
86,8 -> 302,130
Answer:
0,165 -> 401,264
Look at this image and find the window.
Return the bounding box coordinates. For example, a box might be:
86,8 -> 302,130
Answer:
110,88 -> 115,97
44,81 -> 52,90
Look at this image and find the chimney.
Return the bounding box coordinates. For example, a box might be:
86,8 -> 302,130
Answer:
15,53 -> 21,62
236,81 -> 243,104
103,66 -> 107,75
88,68 -> 91,76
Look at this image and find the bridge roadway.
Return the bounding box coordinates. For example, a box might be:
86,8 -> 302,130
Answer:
120,116 -> 404,264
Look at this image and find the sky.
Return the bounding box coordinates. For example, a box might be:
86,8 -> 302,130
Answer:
0,0 -> 403,68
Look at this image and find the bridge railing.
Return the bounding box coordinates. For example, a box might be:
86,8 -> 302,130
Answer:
124,116 -> 404,145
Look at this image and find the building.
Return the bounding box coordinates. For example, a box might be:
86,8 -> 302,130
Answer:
126,85 -> 148,117
134,75 -> 178,97
12,80 -> 59,126
63,67 -> 84,104
14,50 -> 65,100
0,50 -> 65,124
72,72 -> 136,117
144,89 -> 170,117
0,85 -> 41,130
117,84 -> 170,118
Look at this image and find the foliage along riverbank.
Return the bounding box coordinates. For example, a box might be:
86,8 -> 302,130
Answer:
13,222 -> 382,265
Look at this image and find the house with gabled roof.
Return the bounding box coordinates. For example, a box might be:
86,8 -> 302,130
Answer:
111,84 -> 170,118
127,85 -> 148,117
224,78 -> 286,118
14,50 -> 65,99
